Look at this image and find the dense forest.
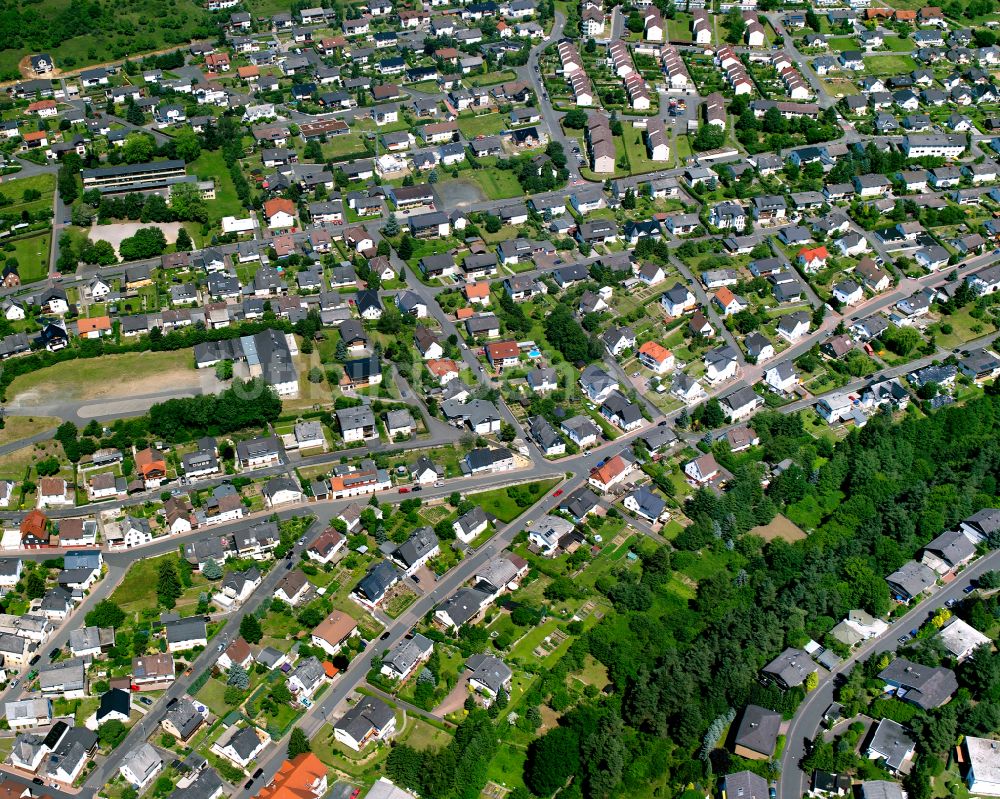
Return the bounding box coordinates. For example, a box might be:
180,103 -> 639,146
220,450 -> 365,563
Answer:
561,398 -> 1000,797
390,396 -> 1000,799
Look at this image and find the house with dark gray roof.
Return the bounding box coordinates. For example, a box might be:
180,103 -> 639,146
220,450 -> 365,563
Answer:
733,705 -> 782,760
391,528 -> 439,575
162,697 -> 204,741
865,718 -> 916,773
381,634 -> 433,681
886,560 -> 936,602
435,587 -> 491,628
334,695 -> 396,751
721,771 -> 769,799
761,647 -> 815,690
878,658 -> 957,710
466,653 -> 512,703
354,560 -> 401,607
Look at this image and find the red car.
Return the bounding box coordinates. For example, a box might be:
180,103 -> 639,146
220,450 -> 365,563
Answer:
351,790 -> 362,799
553,489 -> 563,497
398,487 -> 410,493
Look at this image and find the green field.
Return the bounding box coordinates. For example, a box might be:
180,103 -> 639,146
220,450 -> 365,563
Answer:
191,150 -> 245,222
0,173 -> 56,215
862,54 -> 919,75
463,168 -> 524,200
108,555 -> 168,613
323,133 -> 371,160
466,478 -> 561,523
457,113 -> 507,139
826,36 -> 857,50
882,34 -> 915,51
6,232 -> 51,283
667,14 -> 694,43
621,124 -> 663,176
466,69 -> 517,87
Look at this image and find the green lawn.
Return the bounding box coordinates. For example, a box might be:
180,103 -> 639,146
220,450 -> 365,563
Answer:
667,14 -> 694,42
323,133 -> 371,160
409,80 -> 440,93
862,54 -> 918,75
0,173 -> 56,215
7,233 -> 51,283
191,150 -> 245,221
882,35 -> 915,51
621,124 -> 662,176
466,69 -> 517,87
464,168 -> 524,200
674,133 -> 692,167
108,552 -> 211,617
826,36 -> 857,50
466,478 -> 560,523
457,113 -> 507,139
195,677 -> 232,718
931,308 -> 997,348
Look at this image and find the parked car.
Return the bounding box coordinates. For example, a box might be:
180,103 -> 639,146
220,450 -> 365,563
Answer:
398,487 -> 410,493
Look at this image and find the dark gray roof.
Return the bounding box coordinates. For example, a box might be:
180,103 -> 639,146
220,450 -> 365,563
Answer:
356,560 -> 400,602
723,771 -> 770,799
733,705 -> 781,757
171,767 -> 224,799
334,695 -> 395,742
164,698 -> 203,740
923,529 -> 975,567
392,528 -> 438,569
878,658 -> 957,709
867,718 -> 915,770
438,587 -> 490,626
466,653 -> 511,694
455,507 -> 489,537
164,617 -> 207,644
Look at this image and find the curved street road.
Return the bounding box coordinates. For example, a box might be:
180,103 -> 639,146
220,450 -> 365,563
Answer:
778,549 -> 1000,799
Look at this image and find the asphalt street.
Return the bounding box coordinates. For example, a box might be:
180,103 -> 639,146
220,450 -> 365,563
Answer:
778,549 -> 1000,799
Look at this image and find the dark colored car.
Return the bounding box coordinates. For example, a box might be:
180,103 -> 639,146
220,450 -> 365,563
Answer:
166,697 -> 178,707
32,778 -> 43,785
48,647 -> 60,659
245,779 -> 254,790
253,768 -> 264,779
29,655 -> 40,666
380,631 -> 390,640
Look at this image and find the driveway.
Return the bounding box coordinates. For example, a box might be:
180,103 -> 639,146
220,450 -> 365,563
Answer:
434,674 -> 472,717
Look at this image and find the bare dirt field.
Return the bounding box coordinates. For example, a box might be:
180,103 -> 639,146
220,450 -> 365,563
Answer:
8,350 -> 200,405
89,221 -> 184,256
750,513 -> 807,543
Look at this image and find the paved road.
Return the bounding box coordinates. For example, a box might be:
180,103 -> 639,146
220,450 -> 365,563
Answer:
232,470 -> 582,799
778,548 -> 1000,799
